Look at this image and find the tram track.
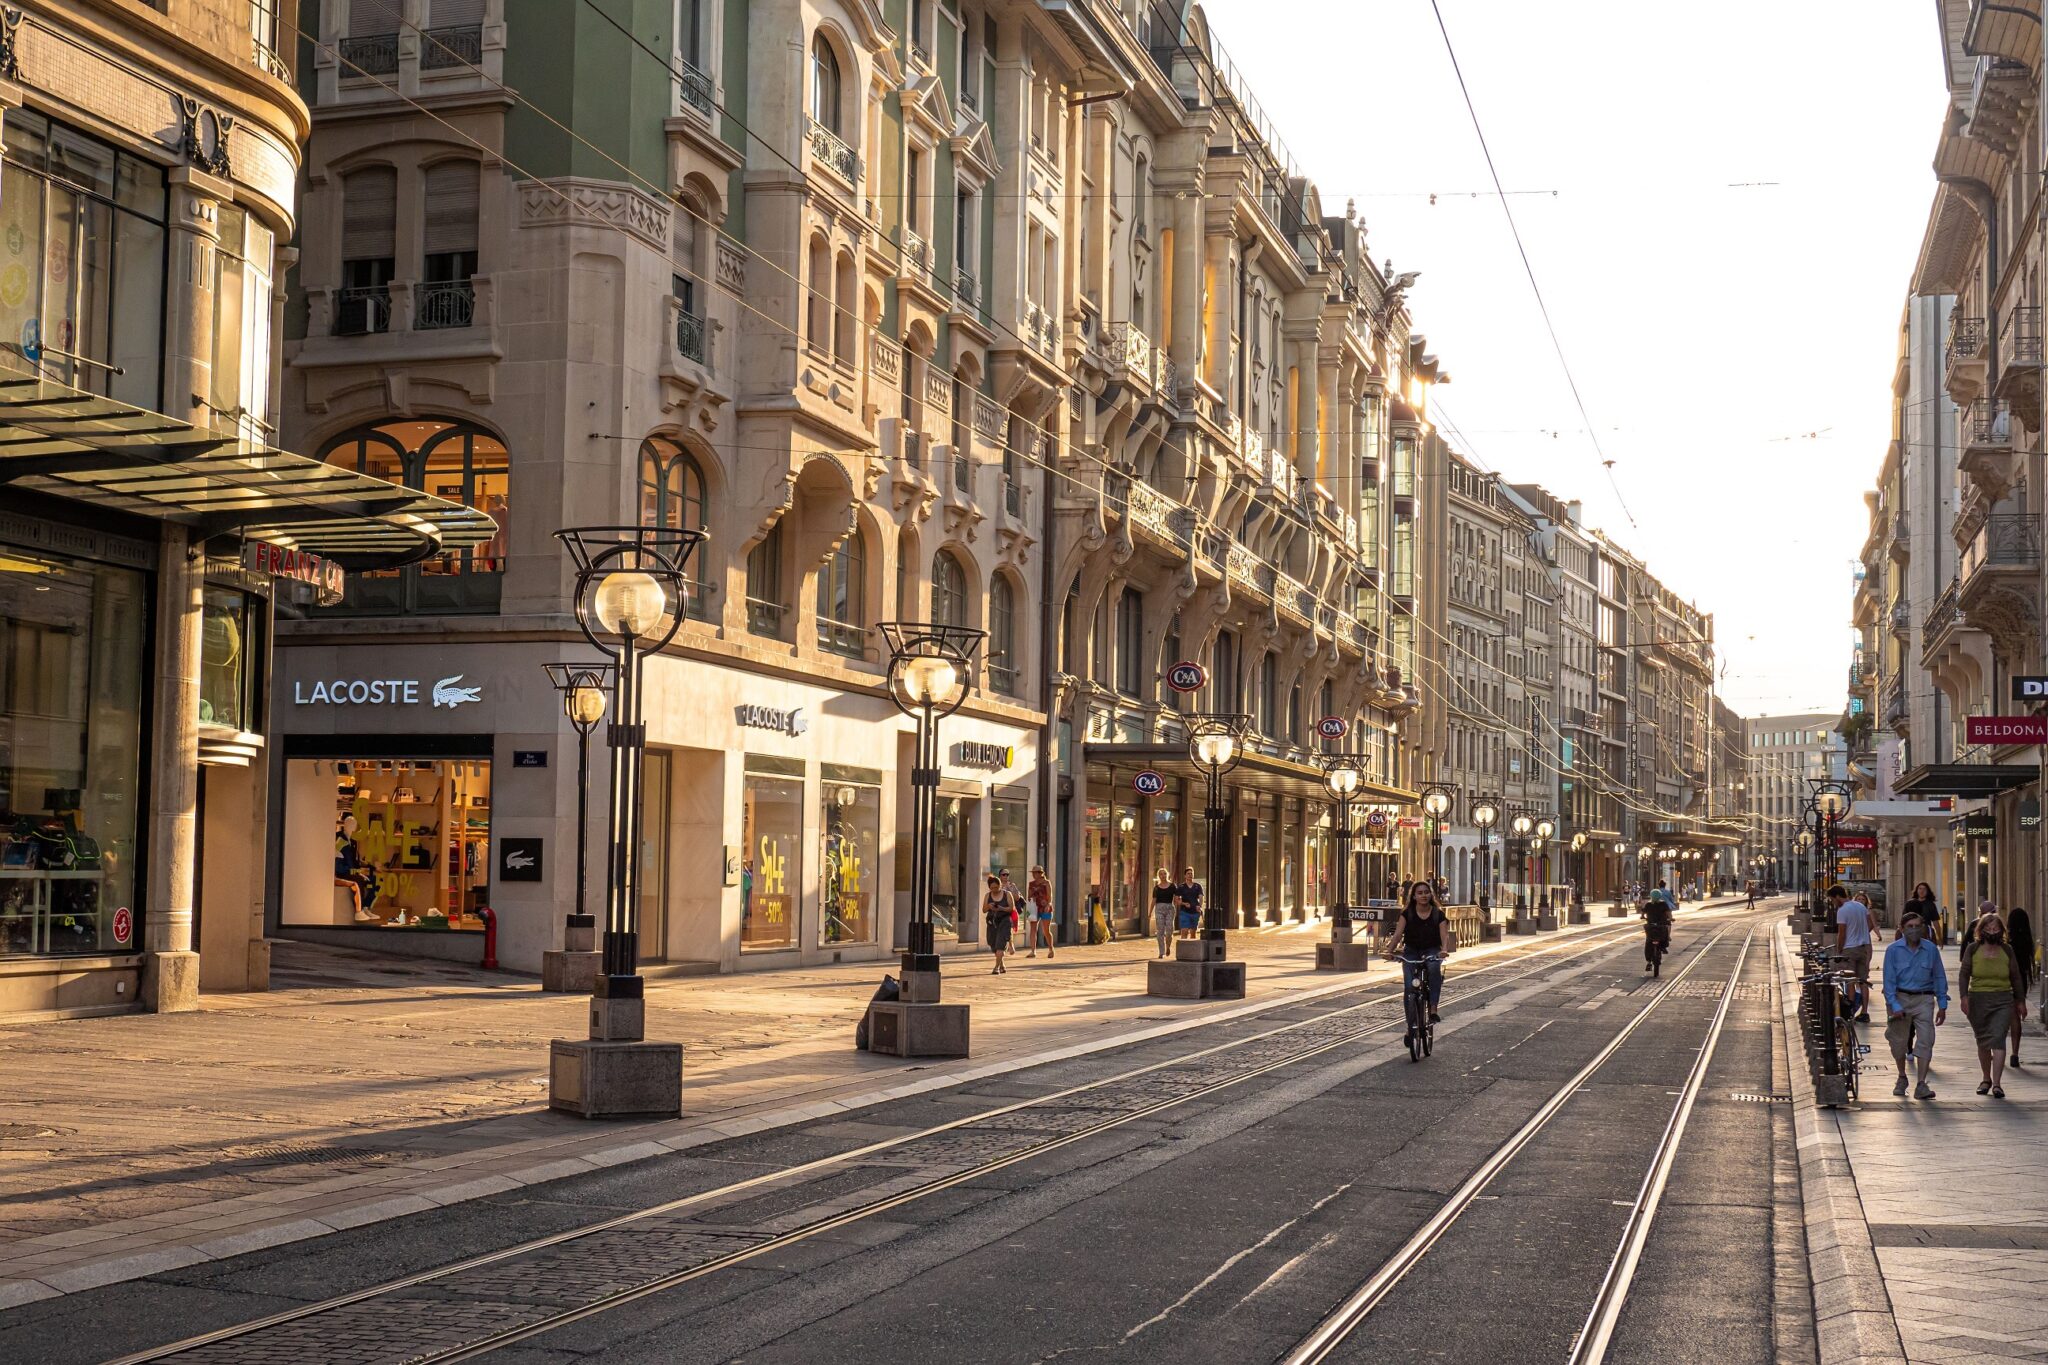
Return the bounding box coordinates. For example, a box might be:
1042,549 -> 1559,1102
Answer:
1279,917 -> 1764,1365
102,910 -> 1736,1365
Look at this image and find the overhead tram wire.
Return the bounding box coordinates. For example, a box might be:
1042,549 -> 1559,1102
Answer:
1424,0 -> 1635,531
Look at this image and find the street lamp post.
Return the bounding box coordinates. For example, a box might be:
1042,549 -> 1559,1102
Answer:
1318,754 -> 1371,971
549,526 -> 699,1119
1153,713 -> 1251,998
1534,816 -> 1557,919
1569,831 -> 1588,921
867,621 -> 983,1055
540,661 -> 614,993
1421,784 -> 1454,894
1509,810 -> 1534,923
1472,797 -> 1501,919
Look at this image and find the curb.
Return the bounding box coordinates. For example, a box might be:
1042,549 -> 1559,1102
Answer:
0,899 -> 1750,1311
1772,923 -> 1908,1364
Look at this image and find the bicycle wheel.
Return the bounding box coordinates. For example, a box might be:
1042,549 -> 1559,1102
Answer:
1406,990 -> 1423,1062
1836,1018 -> 1860,1101
1422,1022 -> 1434,1058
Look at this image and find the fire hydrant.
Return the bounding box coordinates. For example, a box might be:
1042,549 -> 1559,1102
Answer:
477,905 -> 499,970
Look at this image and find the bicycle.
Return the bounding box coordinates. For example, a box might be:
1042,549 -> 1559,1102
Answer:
1645,925 -> 1669,978
1396,952 -> 1445,1062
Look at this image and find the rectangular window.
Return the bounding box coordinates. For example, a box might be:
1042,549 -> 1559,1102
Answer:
280,757 -> 493,932
990,796 -> 1028,883
907,146 -> 926,233
0,549 -> 146,960
199,586 -> 257,732
211,206 -> 276,441
821,773 -> 880,945
742,765 -> 803,951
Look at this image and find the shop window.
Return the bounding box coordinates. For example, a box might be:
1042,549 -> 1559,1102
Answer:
199,586 -> 256,731
990,796 -> 1028,883
282,758 -> 492,931
0,109 -> 166,410
315,418 -> 508,615
211,205 -> 276,441
0,549 -> 146,960
932,549 -> 967,627
742,761 -> 803,950
816,530 -> 866,658
821,766 -> 880,945
988,573 -> 1018,695
638,436 -> 712,618
338,166 -> 396,334
929,794 -> 968,937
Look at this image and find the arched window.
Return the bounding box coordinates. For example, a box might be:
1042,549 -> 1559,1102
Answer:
638,436 -> 711,619
989,574 -> 1018,695
816,530 -> 866,657
319,418 -> 508,614
810,33 -> 843,134
932,549 -> 967,627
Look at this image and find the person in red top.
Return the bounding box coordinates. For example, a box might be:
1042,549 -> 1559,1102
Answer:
1025,866 -> 1055,958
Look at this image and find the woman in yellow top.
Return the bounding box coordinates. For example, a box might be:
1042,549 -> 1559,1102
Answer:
1961,910 -> 2028,1098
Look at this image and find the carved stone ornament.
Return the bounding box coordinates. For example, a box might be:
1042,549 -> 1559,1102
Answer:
175,96 -> 235,179
0,7 -> 21,83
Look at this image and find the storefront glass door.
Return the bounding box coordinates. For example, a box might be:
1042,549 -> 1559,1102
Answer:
639,750 -> 670,961
1113,802 -> 1141,934
931,795 -> 968,938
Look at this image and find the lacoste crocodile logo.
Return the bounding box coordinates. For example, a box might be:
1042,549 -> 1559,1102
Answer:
432,675 -> 483,708
504,849 -> 536,871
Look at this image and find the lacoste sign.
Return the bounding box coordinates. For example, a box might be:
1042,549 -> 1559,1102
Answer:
736,703 -> 808,736
292,675 -> 483,708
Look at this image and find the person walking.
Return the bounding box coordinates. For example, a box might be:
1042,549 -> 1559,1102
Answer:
982,873 -> 1016,974
1961,909 -> 2027,1097
1150,868 -> 1177,959
1175,867 -> 1204,941
1883,910 -> 1949,1100
1026,866 -> 1055,959
1832,883 -> 1880,1022
1904,882 -> 1941,947
2009,906 -> 2037,1067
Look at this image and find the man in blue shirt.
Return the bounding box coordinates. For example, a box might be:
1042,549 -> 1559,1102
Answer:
1883,909 -> 1949,1099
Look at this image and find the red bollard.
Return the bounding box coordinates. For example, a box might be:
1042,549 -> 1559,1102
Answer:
477,905 -> 499,970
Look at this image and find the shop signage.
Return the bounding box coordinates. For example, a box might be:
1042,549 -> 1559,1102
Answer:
1315,715 -> 1349,740
953,741 -> 1014,770
1165,661 -> 1208,693
1397,816 -> 1423,829
1835,832 -> 1877,851
292,675 -> 483,708
497,837 -> 544,882
513,750 -> 548,768
2023,797 -> 2042,832
1363,810 -> 1391,836
735,703 -> 808,737
245,540 -> 345,604
1961,811 -> 1997,838
111,906 -> 132,945
2014,676 -> 2048,701
1966,715 -> 2048,745
1133,769 -> 1166,796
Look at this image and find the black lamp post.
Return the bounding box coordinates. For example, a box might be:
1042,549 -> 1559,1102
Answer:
549,525 -> 700,1119
1188,712 -> 1251,944
879,621 -> 984,984
1472,796 -> 1500,916
541,661 -> 614,994
1421,784 -> 1454,896
1570,831 -> 1588,910
1510,809 -> 1534,910
1319,752 -> 1367,966
1535,816 -> 1557,909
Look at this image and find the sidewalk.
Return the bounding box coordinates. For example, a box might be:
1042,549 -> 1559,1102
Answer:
1779,927 -> 2048,1365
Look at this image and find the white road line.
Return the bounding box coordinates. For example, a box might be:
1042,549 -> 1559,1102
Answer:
1123,1183 -> 1353,1342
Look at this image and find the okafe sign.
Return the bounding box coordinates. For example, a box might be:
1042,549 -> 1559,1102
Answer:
1966,715 -> 2048,745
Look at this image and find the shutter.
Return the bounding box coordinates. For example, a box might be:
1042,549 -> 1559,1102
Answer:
429,0 -> 486,25
422,162 -> 479,256
341,167 -> 396,260
350,0 -> 401,37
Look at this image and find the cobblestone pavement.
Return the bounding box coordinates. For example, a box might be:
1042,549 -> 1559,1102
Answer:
0,911 -> 1634,1307
1830,940 -> 2048,1364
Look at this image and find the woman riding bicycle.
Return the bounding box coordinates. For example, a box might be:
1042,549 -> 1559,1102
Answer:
1642,885 -> 1675,972
1386,880 -> 1452,1023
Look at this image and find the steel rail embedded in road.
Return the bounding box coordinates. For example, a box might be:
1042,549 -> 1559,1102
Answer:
1281,916 -> 1761,1365
107,912 -> 1713,1365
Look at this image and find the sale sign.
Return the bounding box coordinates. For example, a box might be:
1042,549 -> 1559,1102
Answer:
1966,716 -> 2048,745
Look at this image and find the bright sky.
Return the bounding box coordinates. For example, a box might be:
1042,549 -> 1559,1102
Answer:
1200,0 -> 1947,718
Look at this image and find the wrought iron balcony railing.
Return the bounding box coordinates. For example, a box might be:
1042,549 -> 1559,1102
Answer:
1976,512 -> 2042,569
806,117 -> 860,183
339,32 -> 400,76
419,24 -> 482,69
1948,314 -> 1988,366
2002,304 -> 2043,365
676,59 -> 714,116
333,285 -> 390,336
1969,397 -> 2013,447
414,279 -> 474,331
675,309 -> 706,362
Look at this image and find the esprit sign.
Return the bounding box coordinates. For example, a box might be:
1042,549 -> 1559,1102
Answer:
1966,715 -> 2048,746
293,675 -> 482,708
245,540 -> 345,604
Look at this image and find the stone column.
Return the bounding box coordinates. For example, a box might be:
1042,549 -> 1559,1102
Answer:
141,522 -> 203,1012
1203,234 -> 1230,393
1167,188 -> 1202,379
1087,109 -> 1115,310
1293,337 -> 1319,484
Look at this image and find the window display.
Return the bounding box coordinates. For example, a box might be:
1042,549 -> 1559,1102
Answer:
742,763 -> 802,950
199,586 -> 252,730
0,548 -> 146,958
285,758 -> 492,930
989,796 -> 1028,882
820,768 -> 879,946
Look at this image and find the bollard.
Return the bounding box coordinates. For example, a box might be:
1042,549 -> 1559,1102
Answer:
477,905 -> 499,970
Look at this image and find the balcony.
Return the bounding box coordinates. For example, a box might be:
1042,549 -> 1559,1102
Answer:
675,309 -> 706,363
954,267 -> 976,309
1025,305 -> 1058,360
1888,595 -> 1911,637
413,279 -> 474,331
675,59 -> 715,118
805,117 -> 860,186
333,284 -> 391,336
1920,575 -> 1963,662
419,24 -> 483,70
1946,314 -> 1990,403
339,32 -> 400,77
1883,675 -> 1907,728
1958,514 -> 2041,620
902,228 -> 932,285
1997,304 -> 2045,427
254,36 -> 289,82
1961,398 -> 2017,502
1103,321 -> 1172,395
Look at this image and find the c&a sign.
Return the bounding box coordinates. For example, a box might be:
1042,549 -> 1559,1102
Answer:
1966,715 -> 2048,746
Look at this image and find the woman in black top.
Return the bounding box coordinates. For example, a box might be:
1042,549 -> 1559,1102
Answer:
1150,869 -> 1177,960
1388,880 -> 1451,1022
1905,882 -> 1941,946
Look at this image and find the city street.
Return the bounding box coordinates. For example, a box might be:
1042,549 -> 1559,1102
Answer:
0,902 -> 1833,1364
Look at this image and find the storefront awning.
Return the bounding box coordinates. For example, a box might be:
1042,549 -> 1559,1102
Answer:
1085,743 -> 1417,807
0,366 -> 496,570
1896,762 -> 2040,800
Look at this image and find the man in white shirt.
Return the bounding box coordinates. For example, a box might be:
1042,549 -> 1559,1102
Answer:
1830,884 -> 1880,1023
